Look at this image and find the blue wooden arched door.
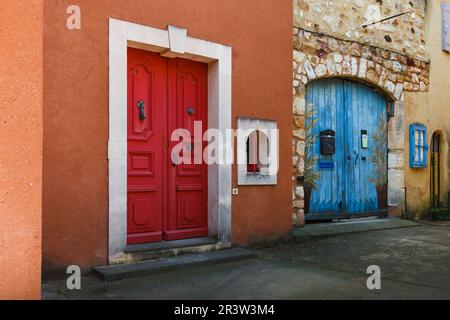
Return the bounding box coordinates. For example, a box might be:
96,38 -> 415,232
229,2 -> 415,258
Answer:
305,78 -> 388,220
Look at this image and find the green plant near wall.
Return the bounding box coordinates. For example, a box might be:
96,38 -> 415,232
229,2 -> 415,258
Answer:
304,106 -> 320,190
369,115 -> 388,187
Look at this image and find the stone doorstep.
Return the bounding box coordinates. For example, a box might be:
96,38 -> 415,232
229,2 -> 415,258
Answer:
293,217 -> 422,240
420,220 -> 450,227
431,210 -> 450,222
93,247 -> 257,282
126,237 -> 218,254
110,238 -> 231,266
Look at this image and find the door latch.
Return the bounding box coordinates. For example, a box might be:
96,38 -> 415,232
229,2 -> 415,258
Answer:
137,100 -> 147,121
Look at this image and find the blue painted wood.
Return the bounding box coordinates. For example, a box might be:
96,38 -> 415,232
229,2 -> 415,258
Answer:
306,78 -> 345,217
409,123 -> 428,168
305,78 -> 387,219
344,81 -> 385,214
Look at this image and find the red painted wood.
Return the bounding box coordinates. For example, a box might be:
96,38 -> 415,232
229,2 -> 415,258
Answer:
127,49 -> 208,245
127,48 -> 167,245
247,164 -> 259,173
166,58 -> 208,241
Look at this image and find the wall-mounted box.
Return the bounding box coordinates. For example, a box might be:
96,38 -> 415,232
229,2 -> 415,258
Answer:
320,130 -> 336,155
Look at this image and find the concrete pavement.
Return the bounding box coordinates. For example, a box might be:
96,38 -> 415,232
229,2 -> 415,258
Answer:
42,222 -> 450,300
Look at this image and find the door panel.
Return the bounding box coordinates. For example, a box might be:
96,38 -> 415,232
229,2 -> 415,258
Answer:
166,58 -> 208,240
431,133 -> 441,208
306,78 -> 387,220
127,48 -> 167,245
127,49 -> 208,244
344,81 -> 385,213
306,79 -> 346,215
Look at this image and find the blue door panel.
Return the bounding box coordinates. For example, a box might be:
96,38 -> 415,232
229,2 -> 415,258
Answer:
345,81 -> 384,214
306,79 -> 345,216
306,78 -> 387,219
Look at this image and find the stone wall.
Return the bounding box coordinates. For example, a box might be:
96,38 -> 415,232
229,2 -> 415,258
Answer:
293,29 -> 430,97
294,0 -> 428,61
292,28 -> 430,225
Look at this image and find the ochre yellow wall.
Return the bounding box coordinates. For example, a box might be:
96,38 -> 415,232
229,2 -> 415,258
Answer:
404,0 -> 450,219
0,1 -> 43,299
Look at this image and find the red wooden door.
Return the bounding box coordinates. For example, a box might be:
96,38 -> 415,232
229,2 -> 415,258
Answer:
166,58 -> 208,241
127,48 -> 208,245
127,48 -> 167,245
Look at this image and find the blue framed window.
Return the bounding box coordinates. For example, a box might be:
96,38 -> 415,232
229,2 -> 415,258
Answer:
409,123 -> 428,168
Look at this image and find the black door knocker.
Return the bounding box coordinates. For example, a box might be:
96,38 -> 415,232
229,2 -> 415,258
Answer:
137,100 -> 147,121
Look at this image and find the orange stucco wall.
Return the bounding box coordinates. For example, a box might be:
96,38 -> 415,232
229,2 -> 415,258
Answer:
0,1 -> 43,299
43,0 -> 293,271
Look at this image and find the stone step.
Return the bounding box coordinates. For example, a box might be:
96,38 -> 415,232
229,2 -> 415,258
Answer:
93,247 -> 257,281
125,237 -> 218,254
432,209 -> 450,221
110,238 -> 227,265
293,217 -> 421,240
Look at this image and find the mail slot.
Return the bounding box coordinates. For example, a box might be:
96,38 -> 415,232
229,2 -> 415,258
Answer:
320,130 -> 336,155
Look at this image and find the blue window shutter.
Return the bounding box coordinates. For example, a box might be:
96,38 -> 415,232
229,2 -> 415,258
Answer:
409,123 -> 428,168
409,125 -> 415,167
443,3 -> 450,52
421,126 -> 429,168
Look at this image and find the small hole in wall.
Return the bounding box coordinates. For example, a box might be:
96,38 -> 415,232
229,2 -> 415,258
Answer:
246,130 -> 270,174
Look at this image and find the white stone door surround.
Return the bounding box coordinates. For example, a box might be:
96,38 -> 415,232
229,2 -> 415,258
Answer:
108,18 -> 232,262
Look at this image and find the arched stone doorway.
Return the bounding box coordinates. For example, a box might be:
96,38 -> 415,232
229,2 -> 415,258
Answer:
292,26 -> 431,225
303,78 -> 389,220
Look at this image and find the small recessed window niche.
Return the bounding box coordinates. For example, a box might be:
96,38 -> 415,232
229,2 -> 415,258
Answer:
237,118 -> 278,186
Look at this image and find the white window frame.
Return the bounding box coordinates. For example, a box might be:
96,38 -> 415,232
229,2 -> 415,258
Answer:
237,118 -> 278,186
